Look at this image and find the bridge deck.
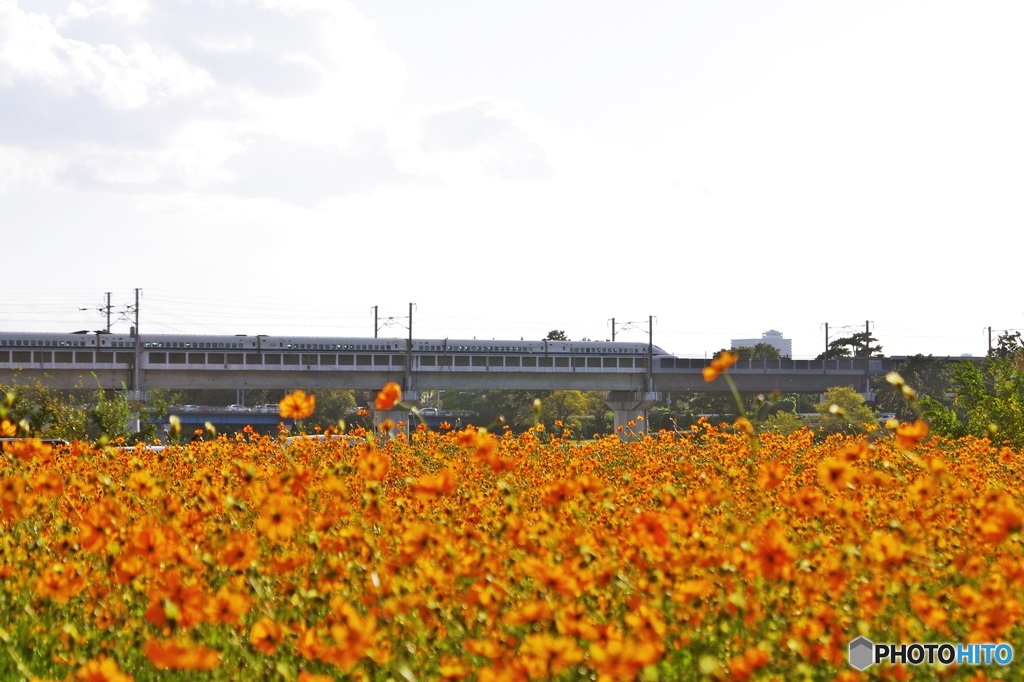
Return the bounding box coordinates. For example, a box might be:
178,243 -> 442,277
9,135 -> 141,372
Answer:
0,349 -> 892,395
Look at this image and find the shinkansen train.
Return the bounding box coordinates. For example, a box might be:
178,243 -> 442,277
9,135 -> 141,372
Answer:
0,331 -> 671,357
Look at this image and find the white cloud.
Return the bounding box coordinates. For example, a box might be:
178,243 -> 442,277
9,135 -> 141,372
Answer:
0,0 -> 411,201
0,145 -> 63,191
0,2 -> 212,107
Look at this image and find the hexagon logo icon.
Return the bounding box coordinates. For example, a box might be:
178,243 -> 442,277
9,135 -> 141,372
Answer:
849,636 -> 874,671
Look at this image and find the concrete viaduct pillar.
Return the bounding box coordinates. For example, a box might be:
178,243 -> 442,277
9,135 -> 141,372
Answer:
606,390 -> 661,437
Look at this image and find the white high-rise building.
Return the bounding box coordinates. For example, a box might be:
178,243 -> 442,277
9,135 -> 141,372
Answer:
731,330 -> 792,358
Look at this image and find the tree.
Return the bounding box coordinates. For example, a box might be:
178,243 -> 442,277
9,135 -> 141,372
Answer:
729,343 -> 782,361
545,330 -> 568,341
872,355 -> 954,422
755,396 -> 796,422
760,411 -> 805,435
922,336 -> 1024,447
539,390 -> 610,437
817,332 -> 883,360
90,389 -> 134,442
815,386 -> 878,437
990,330 -> 1024,361
0,383 -> 88,440
441,390 -> 544,432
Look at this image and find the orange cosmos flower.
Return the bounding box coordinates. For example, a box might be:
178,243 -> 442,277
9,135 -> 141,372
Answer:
358,449 -> 391,481
204,585 -> 253,626
144,638 -> 221,671
894,419 -> 929,450
35,561 -> 88,604
2,437 -> 54,464
817,457 -> 852,491
132,523 -> 173,564
411,469 -> 456,498
75,656 -> 134,682
864,531 -> 909,572
751,520 -> 797,581
299,674 -> 336,682
256,492 -> 303,541
219,531 -> 259,571
0,475 -> 25,522
517,633 -> 585,679
0,418 -> 15,437
756,459 -> 790,490
250,616 -> 286,655
375,382 -> 402,410
144,570 -> 206,629
31,470 -> 65,498
279,390 -> 316,420
703,351 -> 738,382
590,637 -> 661,680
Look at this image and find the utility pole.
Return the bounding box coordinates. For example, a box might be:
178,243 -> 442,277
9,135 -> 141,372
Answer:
130,288 -> 141,393
373,306 -> 378,338
127,288 -> 143,434
610,318 -> 616,342
864,319 -> 872,401
104,292 -> 112,332
79,292 -> 113,332
647,315 -> 654,389
822,322 -> 829,373
407,302 -> 414,392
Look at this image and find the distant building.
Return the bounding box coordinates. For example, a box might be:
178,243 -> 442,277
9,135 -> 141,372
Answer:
731,330 -> 792,358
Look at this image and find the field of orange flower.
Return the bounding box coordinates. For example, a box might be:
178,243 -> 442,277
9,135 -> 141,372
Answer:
2,386 -> 1024,680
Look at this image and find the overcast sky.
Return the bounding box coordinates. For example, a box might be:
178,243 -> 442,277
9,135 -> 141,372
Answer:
2,1 -> 1021,359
